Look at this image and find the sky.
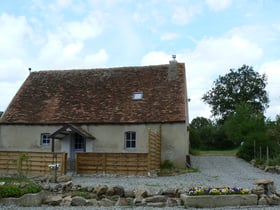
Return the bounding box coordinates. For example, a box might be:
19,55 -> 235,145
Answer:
0,0 -> 280,121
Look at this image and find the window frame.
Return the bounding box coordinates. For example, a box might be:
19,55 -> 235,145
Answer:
40,133 -> 50,146
124,131 -> 136,150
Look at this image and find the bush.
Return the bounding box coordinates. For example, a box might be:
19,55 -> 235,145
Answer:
160,160 -> 175,170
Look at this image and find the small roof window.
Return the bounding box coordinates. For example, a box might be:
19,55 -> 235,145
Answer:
132,92 -> 143,100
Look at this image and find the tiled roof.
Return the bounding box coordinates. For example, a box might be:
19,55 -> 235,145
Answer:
0,62 -> 187,124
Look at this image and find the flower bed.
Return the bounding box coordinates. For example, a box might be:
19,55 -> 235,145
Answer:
186,187 -> 249,196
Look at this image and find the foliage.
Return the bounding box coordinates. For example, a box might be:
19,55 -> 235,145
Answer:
266,115 -> 280,147
237,130 -> 279,161
72,189 -> 96,199
202,65 -> 269,120
0,177 -> 29,183
0,179 -> 42,198
267,154 -> 280,166
190,117 -> 235,150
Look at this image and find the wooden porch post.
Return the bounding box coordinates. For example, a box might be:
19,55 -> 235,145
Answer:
51,138 -> 55,152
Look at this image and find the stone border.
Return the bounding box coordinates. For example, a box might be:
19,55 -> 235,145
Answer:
180,194 -> 258,208
1,177 -> 280,207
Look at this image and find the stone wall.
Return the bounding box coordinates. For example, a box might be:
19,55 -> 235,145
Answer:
1,176 -> 280,208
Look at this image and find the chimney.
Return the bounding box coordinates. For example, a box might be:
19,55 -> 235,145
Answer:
168,55 -> 177,80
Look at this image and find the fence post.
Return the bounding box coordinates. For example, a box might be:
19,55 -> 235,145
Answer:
266,146 -> 269,165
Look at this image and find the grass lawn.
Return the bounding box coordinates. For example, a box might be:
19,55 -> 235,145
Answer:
191,148 -> 238,156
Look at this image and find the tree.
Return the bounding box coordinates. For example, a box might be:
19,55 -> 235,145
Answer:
223,103 -> 266,146
202,65 -> 269,120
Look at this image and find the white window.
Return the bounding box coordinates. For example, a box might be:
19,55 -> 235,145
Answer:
41,133 -> 50,145
132,92 -> 143,100
125,131 -> 136,149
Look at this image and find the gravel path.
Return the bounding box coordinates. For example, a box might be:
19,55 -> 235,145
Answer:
1,155 -> 280,210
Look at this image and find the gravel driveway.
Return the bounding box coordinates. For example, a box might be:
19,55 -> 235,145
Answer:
71,155 -> 280,193
2,155 -> 280,210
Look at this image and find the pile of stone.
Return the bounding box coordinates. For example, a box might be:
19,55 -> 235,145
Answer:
42,183 -> 181,207
252,179 -> 280,205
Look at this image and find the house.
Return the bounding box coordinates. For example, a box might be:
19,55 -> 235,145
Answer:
0,60 -> 190,172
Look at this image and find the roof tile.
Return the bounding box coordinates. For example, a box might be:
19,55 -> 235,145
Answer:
1,63 -> 187,124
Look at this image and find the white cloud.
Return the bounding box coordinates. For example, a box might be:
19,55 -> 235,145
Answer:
84,49 -> 108,67
160,32 -> 180,41
0,81 -> 24,111
189,35 -> 263,78
61,14 -> 103,41
141,51 -> 172,65
205,0 -> 232,11
0,58 -> 26,81
63,42 -> 83,57
172,5 -> 201,25
0,13 -> 31,58
259,60 -> 280,119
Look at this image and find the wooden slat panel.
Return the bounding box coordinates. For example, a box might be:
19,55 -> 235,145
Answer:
76,152 -> 149,175
0,151 -> 67,175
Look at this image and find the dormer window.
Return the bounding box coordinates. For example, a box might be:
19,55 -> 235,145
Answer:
132,91 -> 143,100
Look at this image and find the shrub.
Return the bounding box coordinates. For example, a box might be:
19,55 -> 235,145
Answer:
0,177 -> 42,199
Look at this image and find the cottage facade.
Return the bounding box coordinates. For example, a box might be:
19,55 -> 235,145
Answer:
0,61 -> 189,169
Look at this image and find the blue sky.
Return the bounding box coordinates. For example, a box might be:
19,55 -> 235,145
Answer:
0,0 -> 280,121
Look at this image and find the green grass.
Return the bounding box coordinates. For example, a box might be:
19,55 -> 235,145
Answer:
191,148 -> 238,156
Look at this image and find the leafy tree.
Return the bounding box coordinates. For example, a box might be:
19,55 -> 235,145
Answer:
223,103 -> 266,146
189,117 -> 213,149
202,65 -> 269,120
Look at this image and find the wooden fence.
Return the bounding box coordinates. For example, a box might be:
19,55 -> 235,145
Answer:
76,127 -> 162,175
76,153 -> 149,175
0,151 -> 67,176
148,127 -> 161,171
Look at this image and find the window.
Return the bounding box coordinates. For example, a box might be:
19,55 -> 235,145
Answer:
132,92 -> 143,100
74,133 -> 85,150
41,133 -> 50,145
125,131 -> 136,149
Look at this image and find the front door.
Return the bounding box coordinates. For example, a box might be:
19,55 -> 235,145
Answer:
69,133 -> 86,170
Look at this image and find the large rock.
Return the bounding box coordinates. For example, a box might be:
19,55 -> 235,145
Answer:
159,188 -> 179,197
115,197 -> 130,206
57,175 -> 72,182
144,195 -> 167,203
98,198 -> 115,206
113,185 -> 125,197
60,195 -> 72,206
0,190 -> 48,207
43,194 -> 63,206
181,194 -> 258,208
86,198 -> 99,206
134,189 -> 148,198
95,185 -> 108,198
71,196 -> 87,206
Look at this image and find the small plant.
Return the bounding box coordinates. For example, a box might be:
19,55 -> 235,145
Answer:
72,188 -> 97,199
12,153 -> 30,177
160,160 -> 175,170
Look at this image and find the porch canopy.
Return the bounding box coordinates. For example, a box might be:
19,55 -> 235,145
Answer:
49,124 -> 95,152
